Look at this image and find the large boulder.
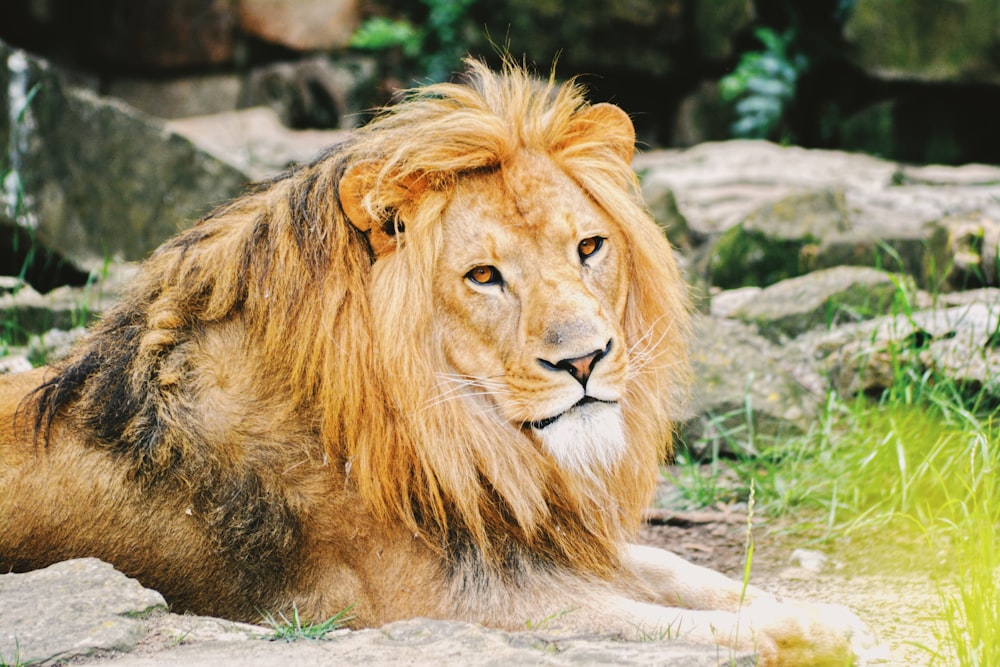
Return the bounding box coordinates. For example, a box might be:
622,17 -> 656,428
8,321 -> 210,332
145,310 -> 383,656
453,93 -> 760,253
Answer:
729,266 -> 913,342
165,107 -> 349,181
1,42 -> 250,271
0,559 -> 166,665
237,0 -> 360,52
845,0 -> 1000,83
682,315 -> 823,457
635,142 -> 1000,291
475,0 -> 754,77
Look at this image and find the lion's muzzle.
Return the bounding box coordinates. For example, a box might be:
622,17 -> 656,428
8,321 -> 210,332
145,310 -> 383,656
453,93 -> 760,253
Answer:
537,340 -> 612,389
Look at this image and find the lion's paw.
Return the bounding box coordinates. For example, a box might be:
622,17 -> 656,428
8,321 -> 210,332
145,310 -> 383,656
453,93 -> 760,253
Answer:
741,599 -> 888,667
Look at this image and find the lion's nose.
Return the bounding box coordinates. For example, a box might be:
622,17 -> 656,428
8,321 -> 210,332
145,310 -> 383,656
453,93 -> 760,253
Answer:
538,340 -> 612,388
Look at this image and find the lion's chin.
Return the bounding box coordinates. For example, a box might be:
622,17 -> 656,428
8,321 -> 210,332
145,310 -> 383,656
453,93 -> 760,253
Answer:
530,399 -> 626,475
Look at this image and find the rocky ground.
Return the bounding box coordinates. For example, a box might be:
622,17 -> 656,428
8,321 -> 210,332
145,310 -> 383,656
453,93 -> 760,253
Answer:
0,488 -> 941,667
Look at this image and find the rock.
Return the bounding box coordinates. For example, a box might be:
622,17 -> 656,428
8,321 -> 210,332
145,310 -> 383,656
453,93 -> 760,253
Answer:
671,80 -> 733,148
814,303 -> 1000,399
682,315 -> 823,457
108,75 -> 243,120
633,141 -> 896,241
0,559 -> 756,667
845,0 -> 1000,83
1,42 -> 251,270
634,142 -> 1000,290
0,284 -> 94,343
789,548 -> 830,573
0,355 -> 31,375
166,107 -> 350,181
708,190 -> 849,288
896,163 -> 1000,187
0,559 -> 167,665
708,287 -> 761,319
95,617 -> 756,667
76,0 -> 236,71
237,0 -> 360,52
27,326 -> 87,364
730,266 -> 912,342
0,261 -> 132,342
926,214 -> 1000,291
240,56 -> 378,130
640,174 -> 691,250
0,217 -> 91,293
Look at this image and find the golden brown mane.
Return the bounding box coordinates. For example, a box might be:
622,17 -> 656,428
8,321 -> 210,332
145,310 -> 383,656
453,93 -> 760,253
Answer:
28,59 -> 689,577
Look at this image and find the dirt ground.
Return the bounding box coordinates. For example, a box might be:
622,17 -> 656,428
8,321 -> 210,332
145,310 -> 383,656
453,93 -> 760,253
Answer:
638,485 -> 945,666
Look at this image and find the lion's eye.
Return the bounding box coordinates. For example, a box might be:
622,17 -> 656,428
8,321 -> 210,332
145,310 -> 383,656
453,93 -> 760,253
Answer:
578,236 -> 605,261
466,265 -> 503,286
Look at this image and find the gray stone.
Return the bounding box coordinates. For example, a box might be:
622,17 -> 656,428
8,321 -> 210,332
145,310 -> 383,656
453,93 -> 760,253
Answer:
639,175 -> 691,250
682,315 -> 823,457
731,266 -> 912,342
2,41 -> 250,271
0,262 -> 129,342
108,74 -> 243,120
634,142 -> 1000,291
789,549 -> 830,574
813,303 -> 1000,399
240,56 -> 378,131
632,141 -> 897,241
0,559 -> 167,665
925,213 -> 1000,291
0,559 -> 755,667
166,107 -> 350,181
96,618 -> 756,667
707,189 -> 849,288
708,287 -> 761,319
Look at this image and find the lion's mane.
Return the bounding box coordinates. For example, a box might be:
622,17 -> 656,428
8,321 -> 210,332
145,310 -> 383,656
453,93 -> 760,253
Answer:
28,60 -> 689,581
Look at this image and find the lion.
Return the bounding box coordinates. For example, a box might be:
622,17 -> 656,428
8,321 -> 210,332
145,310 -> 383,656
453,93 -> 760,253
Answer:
0,60 -> 873,665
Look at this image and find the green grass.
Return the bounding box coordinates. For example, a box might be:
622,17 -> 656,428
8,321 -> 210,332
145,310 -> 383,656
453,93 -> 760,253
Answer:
260,603 -> 354,642
676,360 -> 1000,666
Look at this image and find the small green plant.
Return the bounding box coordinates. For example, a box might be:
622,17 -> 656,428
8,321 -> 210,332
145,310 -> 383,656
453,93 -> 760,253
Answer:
0,639 -> 26,667
260,603 -> 354,642
632,621 -> 682,642
720,28 -> 807,141
524,607 -> 572,631
350,17 -> 422,58
351,0 -> 478,83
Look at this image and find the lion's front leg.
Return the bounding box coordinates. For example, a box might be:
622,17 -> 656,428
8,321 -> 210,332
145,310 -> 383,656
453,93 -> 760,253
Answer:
621,543 -> 881,666
624,543 -> 758,610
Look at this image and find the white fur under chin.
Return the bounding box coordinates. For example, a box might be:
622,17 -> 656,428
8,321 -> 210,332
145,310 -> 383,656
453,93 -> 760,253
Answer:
533,401 -> 626,475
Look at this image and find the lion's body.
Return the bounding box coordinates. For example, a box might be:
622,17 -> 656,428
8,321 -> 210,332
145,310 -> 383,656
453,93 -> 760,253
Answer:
0,62 -> 871,665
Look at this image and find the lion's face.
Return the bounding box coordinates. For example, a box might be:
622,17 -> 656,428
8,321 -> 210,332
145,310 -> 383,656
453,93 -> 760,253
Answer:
432,152 -> 630,473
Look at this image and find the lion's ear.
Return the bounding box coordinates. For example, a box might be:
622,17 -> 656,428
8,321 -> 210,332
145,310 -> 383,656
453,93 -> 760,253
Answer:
559,103 -> 636,164
340,164 -> 427,258
340,163 -> 375,232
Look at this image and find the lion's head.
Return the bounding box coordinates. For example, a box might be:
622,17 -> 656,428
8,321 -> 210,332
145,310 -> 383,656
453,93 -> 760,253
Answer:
335,60 -> 690,567
28,59 -> 689,578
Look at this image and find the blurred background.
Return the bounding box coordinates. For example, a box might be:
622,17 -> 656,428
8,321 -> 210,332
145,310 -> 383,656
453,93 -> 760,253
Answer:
3,0 -> 999,165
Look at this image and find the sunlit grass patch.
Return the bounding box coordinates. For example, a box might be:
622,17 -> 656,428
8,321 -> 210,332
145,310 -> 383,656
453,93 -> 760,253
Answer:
675,367 -> 1000,665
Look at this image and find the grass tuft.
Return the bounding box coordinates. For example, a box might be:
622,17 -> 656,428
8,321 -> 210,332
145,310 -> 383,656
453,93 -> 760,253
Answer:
260,603 -> 354,642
